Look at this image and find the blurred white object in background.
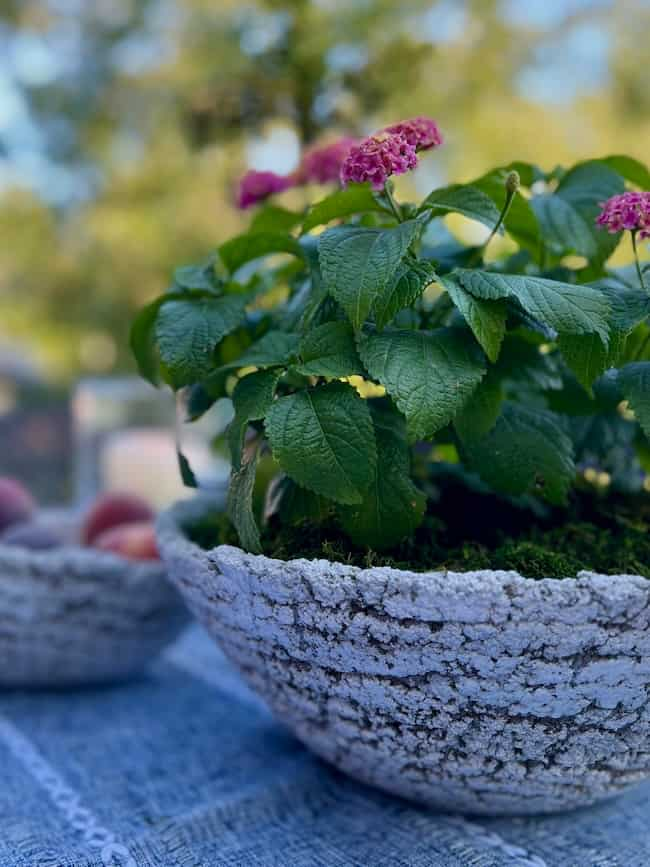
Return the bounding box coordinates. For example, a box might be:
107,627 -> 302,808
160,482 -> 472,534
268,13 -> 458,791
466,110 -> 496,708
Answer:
72,377 -> 229,509
100,428 -> 224,510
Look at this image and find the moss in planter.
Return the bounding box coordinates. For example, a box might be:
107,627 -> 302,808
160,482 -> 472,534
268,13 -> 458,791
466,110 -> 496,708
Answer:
259,517 -> 650,579
489,541 -> 583,578
186,483 -> 650,579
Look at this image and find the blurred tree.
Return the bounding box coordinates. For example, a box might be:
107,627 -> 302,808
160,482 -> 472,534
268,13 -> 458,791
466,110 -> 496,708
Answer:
0,0 -> 648,377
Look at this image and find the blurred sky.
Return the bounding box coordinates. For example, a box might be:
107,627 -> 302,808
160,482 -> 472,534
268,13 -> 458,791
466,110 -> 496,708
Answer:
0,0 -> 639,205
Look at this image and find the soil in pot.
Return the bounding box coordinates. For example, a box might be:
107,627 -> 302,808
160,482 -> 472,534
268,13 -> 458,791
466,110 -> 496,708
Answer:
186,467 -> 650,578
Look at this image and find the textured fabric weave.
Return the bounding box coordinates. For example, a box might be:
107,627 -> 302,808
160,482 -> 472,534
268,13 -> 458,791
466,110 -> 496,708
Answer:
0,625 -> 649,867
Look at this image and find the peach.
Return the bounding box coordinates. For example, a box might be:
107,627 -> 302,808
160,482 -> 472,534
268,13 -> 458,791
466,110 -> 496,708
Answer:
92,521 -> 159,561
0,477 -> 36,533
82,492 -> 154,545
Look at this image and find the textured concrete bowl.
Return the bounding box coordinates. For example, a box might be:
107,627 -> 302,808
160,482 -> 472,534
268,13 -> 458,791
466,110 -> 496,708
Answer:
158,499 -> 650,816
0,515 -> 189,688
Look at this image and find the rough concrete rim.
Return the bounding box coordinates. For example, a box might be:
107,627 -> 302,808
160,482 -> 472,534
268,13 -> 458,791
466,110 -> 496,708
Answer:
157,498 -> 650,816
158,496 -> 650,603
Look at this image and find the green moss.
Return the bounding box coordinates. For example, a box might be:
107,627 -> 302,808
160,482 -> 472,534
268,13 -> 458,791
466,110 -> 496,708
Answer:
190,484 -> 650,580
260,518 -> 650,579
491,541 -> 583,579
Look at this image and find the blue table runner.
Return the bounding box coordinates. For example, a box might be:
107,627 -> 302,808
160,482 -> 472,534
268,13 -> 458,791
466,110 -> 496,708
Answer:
1,625 -> 648,866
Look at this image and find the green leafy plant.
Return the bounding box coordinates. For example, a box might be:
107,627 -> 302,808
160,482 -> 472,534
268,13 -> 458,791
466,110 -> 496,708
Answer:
132,119 -> 650,557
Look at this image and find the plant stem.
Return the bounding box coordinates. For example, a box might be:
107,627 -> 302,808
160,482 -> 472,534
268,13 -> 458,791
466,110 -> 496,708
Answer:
383,182 -> 404,223
632,231 -> 648,295
469,187 -> 516,267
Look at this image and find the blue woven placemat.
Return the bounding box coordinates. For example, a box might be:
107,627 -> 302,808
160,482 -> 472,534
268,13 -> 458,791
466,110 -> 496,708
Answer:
0,624 -> 648,867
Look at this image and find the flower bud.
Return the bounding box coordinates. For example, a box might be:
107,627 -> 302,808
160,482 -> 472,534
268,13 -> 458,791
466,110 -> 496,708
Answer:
505,170 -> 521,195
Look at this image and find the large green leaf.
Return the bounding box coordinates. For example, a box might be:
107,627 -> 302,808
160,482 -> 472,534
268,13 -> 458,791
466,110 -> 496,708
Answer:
219,232 -> 304,274
265,381 -> 376,504
557,333 -> 623,393
289,236 -> 331,332
465,402 -> 575,505
227,445 -> 262,553
219,330 -> 300,371
557,160 -> 627,207
456,270 -> 611,343
338,402 -> 425,549
302,183 -> 386,233
295,321 -> 365,378
530,194 -> 598,259
187,329 -> 258,416
173,260 -> 220,292
194,330 -> 257,405
556,160 -> 626,266
358,327 -> 486,441
619,363 -> 650,439
373,258 -> 437,330
597,284 -> 650,333
454,369 -> 503,442
319,217 -> 425,329
421,183 -> 503,231
599,155 -> 650,190
228,369 -> 280,469
155,294 -> 248,388
130,295 -> 177,386
250,205 -> 304,234
440,274 -> 507,363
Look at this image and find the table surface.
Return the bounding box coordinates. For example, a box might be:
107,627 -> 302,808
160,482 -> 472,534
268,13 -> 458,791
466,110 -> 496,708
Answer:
1,625 -> 649,867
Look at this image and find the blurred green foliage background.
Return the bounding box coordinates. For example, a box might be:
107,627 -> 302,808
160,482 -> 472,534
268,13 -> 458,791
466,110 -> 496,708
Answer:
1,0 -> 648,380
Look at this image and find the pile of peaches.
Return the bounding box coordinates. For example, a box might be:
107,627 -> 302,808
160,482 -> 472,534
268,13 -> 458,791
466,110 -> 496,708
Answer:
0,477 -> 159,561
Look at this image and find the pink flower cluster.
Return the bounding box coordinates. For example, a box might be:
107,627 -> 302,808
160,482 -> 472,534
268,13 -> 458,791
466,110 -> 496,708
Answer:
235,116 -> 443,206
236,138 -> 356,208
340,116 -> 442,190
299,137 -> 359,184
384,116 -> 443,152
237,170 -> 294,209
596,191 -> 650,240
340,133 -> 418,190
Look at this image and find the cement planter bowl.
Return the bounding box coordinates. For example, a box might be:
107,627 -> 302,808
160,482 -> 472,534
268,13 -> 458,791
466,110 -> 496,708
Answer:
0,519 -> 189,688
158,499 -> 650,816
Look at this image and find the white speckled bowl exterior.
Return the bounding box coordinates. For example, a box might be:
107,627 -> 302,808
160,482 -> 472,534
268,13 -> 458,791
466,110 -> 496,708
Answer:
0,532 -> 189,688
158,499 -> 650,816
